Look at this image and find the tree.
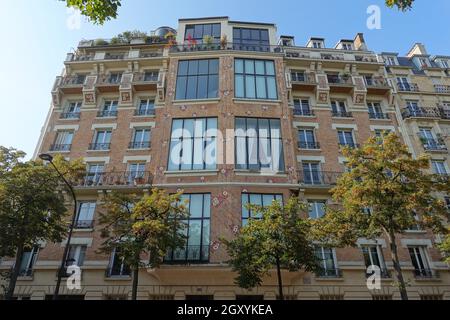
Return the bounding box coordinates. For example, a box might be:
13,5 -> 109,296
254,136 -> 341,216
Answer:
0,148 -> 85,300
98,189 -> 188,300
223,197 -> 318,300
439,231 -> 450,263
385,0 -> 415,11
311,134 -> 449,300
62,0 -> 121,25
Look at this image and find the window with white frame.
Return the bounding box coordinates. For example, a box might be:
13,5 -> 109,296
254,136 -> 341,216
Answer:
431,160 -> 447,175
385,56 -> 397,66
302,161 -> 321,184
441,60 -> 449,68
361,245 -> 387,276
108,247 -> 131,277
308,201 -> 326,219
130,128 -> 151,149
136,98 -> 155,116
99,100 -> 118,117
298,129 -> 318,149
75,202 -> 96,229
18,246 -> 39,277
108,72 -> 122,84
65,245 -> 87,268
331,100 -> 349,117
62,101 -> 82,119
241,193 -> 283,226
52,131 -> 74,151
418,128 -> 439,149
235,117 -> 284,172
408,246 -> 432,277
127,162 -> 146,181
291,70 -> 306,82
397,77 -> 412,91
86,163 -> 104,185
367,102 -> 387,119
293,99 -> 312,116
312,41 -> 322,49
315,247 -> 339,277
337,130 -> 356,147
91,130 -> 112,150
341,43 -> 353,50
143,70 -> 159,82
168,118 -> 217,171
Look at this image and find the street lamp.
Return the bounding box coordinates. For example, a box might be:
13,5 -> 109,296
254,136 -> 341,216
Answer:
39,153 -> 78,300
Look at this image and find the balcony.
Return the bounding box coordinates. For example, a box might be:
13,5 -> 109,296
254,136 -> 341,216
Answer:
413,268 -> 439,279
50,144 -> 71,152
104,52 -> 126,60
401,107 -> 442,120
97,110 -> 118,118
419,138 -> 447,152
60,112 -> 80,120
96,74 -> 122,92
368,112 -> 390,120
74,171 -> 152,188
128,141 -> 151,149
434,84 -> 450,94
397,82 -> 419,92
291,73 -> 317,90
88,143 -> 111,151
316,268 -> 343,278
134,108 -> 155,116
299,171 -> 343,186
439,107 -> 450,119
365,268 -> 391,279
164,245 -> 210,264
74,220 -> 94,229
332,110 -> 353,118
169,42 -> 283,54
365,77 -> 391,95
321,53 -> 345,61
339,142 -> 360,149
18,268 -> 34,278
293,107 -> 314,116
298,141 -> 320,149
132,72 -> 159,91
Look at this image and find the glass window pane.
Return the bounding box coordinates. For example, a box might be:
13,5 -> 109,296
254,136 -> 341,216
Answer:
178,61 -> 189,76
175,76 -> 187,100
198,60 -> 209,75
197,75 -> 208,99
255,76 -> 267,99
235,59 -> 244,73
188,60 -> 198,75
265,61 -> 275,75
212,24 -> 221,38
186,76 -> 198,99
189,194 -> 204,218
255,60 -> 265,75
245,76 -> 256,99
245,60 -> 255,74
207,75 -> 218,98
235,75 -> 244,98
267,77 -> 277,99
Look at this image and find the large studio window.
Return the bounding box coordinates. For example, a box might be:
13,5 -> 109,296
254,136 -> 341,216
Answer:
175,59 -> 219,100
235,59 -> 277,100
235,117 -> 284,172
168,118 -> 217,171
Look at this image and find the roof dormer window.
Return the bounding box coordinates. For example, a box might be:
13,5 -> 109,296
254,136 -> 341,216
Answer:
384,56 -> 397,66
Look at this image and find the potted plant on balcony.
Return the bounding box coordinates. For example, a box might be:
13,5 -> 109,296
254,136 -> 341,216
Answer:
203,35 -> 214,50
342,73 -> 351,82
134,176 -> 145,185
94,38 -> 109,46
220,35 -> 228,50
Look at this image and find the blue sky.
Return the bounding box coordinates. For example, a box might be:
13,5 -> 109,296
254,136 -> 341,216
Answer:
1,0 -> 449,159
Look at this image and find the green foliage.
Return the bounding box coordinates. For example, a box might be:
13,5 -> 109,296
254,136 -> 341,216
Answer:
0,147 -> 84,299
98,189 -> 188,270
94,38 -> 109,46
439,230 -> 450,263
311,134 -> 449,299
223,197 -> 318,290
63,0 -> 121,25
385,0 -> 415,11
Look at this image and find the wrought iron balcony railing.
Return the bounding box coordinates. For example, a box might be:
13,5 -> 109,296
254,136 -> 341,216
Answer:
105,266 -> 131,278
368,112 -> 390,120
434,84 -> 450,94
169,42 -> 283,54
74,171 -> 152,188
133,72 -> 159,82
364,77 -> 389,87
339,142 -> 360,149
74,220 -> 94,229
97,110 -> 118,117
327,75 -> 353,85
316,268 -> 343,278
164,245 -> 210,264
298,141 -> 320,149
413,268 -> 439,279
88,143 -> 111,151
18,269 -> 34,277
298,171 -> 343,186
128,141 -> 151,149
291,73 -> 316,84
293,109 -> 314,116
365,268 -> 391,279
60,112 -> 81,119
401,107 -> 441,119
419,138 -> 447,151
50,144 -> 71,152
60,75 -> 86,86
332,111 -> 353,118
134,108 -> 155,116
397,82 -> 419,92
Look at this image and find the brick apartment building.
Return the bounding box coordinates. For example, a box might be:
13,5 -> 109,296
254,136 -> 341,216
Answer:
1,16 -> 449,300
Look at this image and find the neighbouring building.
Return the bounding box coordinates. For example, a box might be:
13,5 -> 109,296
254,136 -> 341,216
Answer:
1,17 -> 449,300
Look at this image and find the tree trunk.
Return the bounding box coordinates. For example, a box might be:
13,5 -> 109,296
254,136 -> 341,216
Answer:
131,264 -> 139,300
275,255 -> 284,300
5,245 -> 24,300
388,230 -> 408,300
